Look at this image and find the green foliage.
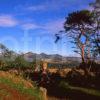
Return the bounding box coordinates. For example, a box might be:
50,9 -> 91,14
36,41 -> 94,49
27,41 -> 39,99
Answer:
13,56 -> 28,68
91,0 -> 100,55
0,54 -> 36,71
65,10 -> 93,26
0,60 -> 7,70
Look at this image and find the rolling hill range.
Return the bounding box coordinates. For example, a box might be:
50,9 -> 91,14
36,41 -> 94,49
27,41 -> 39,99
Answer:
23,52 -> 82,63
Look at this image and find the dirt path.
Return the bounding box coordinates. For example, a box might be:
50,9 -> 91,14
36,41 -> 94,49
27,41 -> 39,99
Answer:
0,83 -> 35,100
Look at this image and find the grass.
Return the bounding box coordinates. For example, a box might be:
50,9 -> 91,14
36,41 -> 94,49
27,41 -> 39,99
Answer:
0,71 -> 43,100
0,88 -> 11,100
59,81 -> 100,97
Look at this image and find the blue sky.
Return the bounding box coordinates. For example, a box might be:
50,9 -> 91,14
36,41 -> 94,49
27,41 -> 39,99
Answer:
0,0 -> 95,56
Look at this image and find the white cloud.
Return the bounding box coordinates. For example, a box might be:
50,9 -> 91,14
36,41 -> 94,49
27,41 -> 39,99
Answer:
21,23 -> 40,30
26,5 -> 46,11
24,0 -> 93,12
25,0 -> 67,12
21,19 -> 64,34
20,18 -> 64,34
0,15 -> 18,27
26,3 -> 62,12
41,19 -> 65,33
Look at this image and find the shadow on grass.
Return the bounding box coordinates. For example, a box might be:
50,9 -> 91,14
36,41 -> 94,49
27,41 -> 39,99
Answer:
45,83 -> 100,100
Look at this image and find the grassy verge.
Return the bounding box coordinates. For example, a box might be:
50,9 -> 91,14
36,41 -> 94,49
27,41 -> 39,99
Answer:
0,71 -> 43,100
0,88 -> 11,100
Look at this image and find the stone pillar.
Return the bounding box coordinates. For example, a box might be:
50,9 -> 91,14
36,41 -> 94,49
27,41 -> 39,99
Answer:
40,87 -> 47,100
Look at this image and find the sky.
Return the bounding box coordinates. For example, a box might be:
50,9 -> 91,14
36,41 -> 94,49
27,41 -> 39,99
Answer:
0,0 -> 95,56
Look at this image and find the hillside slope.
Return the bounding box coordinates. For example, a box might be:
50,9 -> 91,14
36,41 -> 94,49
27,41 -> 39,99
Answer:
0,71 -> 42,100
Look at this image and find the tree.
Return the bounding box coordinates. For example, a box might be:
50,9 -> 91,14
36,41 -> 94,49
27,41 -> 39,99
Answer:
13,55 -> 29,74
0,60 -> 6,70
56,10 -> 94,63
91,0 -> 100,55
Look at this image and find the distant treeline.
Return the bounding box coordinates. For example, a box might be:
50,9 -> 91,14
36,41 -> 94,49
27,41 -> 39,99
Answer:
48,61 -> 80,68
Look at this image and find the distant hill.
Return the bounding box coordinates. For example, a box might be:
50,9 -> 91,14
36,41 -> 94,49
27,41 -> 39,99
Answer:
23,52 -> 81,63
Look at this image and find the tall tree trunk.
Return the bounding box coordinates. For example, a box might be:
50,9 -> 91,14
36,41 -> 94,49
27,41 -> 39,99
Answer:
81,45 -> 85,62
